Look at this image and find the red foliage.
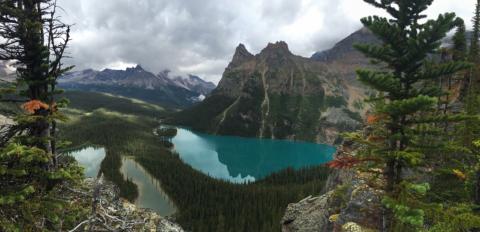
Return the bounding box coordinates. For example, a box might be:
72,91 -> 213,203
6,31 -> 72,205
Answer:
367,135 -> 385,143
366,115 -> 379,124
22,100 -> 49,114
366,113 -> 387,125
327,156 -> 377,169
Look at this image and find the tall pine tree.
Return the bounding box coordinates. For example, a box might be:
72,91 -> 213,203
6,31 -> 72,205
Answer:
349,0 -> 471,230
465,0 -> 480,207
471,0 -> 480,63
452,18 -> 467,62
0,0 -> 83,230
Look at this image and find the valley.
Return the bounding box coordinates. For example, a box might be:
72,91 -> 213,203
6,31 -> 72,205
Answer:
58,90 -> 332,231
0,28 -> 376,231
2,0 -> 476,229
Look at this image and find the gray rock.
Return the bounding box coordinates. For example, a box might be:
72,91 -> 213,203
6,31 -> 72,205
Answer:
322,107 -> 362,131
78,177 -> 184,232
281,142 -> 382,232
281,192 -> 336,232
337,183 -> 383,229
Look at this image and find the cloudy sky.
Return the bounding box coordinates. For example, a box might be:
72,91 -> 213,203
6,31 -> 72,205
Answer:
57,0 -> 476,83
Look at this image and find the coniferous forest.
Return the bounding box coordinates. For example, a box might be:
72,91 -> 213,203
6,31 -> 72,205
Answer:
2,0 -> 480,231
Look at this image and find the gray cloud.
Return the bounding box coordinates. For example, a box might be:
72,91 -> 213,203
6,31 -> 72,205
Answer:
57,0 -> 477,83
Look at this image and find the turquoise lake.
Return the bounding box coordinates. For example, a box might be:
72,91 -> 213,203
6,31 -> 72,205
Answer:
68,128 -> 336,215
171,127 -> 336,183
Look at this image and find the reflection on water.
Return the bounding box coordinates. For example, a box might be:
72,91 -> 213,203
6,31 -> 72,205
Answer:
120,157 -> 176,216
171,128 -> 336,183
68,147 -> 106,177
69,147 -> 176,216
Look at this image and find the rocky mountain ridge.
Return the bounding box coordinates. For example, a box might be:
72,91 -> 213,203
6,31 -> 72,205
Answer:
170,74 -> 215,96
173,40 -> 365,144
59,65 -> 215,109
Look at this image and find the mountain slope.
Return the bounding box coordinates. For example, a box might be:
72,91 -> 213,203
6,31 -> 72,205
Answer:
311,27 -> 380,63
171,74 -> 216,97
172,42 -> 363,144
59,65 -> 215,109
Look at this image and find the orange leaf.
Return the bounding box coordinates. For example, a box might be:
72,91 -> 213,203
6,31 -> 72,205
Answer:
22,100 -> 49,114
367,135 -> 384,143
366,114 -> 380,124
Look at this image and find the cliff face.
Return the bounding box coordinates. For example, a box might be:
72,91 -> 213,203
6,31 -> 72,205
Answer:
281,142 -> 383,232
173,41 -> 363,144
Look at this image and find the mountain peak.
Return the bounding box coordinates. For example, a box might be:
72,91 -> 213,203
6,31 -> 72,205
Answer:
228,43 -> 254,68
125,64 -> 145,72
260,41 -> 292,57
265,41 -> 289,50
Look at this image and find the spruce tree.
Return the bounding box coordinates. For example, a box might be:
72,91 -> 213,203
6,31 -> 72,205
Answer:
452,18 -> 467,62
0,0 -> 83,230
471,0 -> 480,63
465,0 -> 480,207
349,0 -> 471,230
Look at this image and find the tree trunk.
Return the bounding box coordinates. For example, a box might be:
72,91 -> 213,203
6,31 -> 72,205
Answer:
475,170 -> 480,205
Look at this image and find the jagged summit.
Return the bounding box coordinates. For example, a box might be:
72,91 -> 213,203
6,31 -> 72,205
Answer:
260,41 -> 292,56
228,43 -> 254,68
126,64 -> 145,72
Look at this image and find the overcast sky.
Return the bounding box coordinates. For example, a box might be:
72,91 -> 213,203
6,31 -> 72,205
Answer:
57,0 -> 476,83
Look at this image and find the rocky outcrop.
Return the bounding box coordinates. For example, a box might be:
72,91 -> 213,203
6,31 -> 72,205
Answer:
281,143 -> 383,232
320,108 -> 363,144
282,192 -> 339,232
72,178 -> 184,232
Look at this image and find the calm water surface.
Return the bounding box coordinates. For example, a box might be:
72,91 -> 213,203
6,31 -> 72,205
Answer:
120,157 -> 176,216
68,129 -> 335,214
171,127 -> 336,183
68,147 -> 106,178
69,147 -> 176,216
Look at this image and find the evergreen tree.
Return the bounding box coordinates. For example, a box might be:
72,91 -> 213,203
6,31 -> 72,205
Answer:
466,0 -> 480,207
0,0 -> 83,230
452,18 -> 467,62
470,0 -> 480,63
347,0 -> 471,230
